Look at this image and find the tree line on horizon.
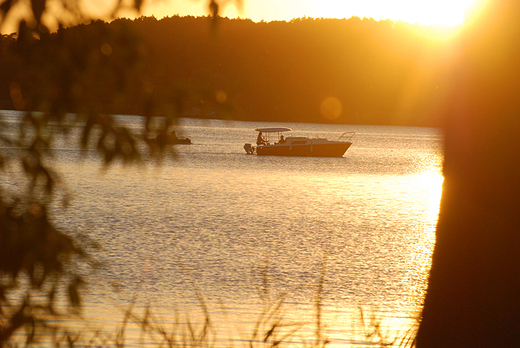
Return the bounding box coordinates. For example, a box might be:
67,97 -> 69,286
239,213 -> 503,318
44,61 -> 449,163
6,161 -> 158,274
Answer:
4,1 -> 520,346
1,15 -> 452,127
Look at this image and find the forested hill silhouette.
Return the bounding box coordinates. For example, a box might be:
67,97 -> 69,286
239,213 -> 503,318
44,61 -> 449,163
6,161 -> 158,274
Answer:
1,16 -> 452,126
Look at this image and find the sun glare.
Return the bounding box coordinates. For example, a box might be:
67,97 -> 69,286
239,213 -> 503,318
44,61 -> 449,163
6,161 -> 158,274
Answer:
297,0 -> 481,26
141,0 -> 484,28
418,173 -> 444,209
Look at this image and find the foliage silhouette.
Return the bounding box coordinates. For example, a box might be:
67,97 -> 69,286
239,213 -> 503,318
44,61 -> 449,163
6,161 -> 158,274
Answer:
0,0 -> 240,345
2,15 -> 453,127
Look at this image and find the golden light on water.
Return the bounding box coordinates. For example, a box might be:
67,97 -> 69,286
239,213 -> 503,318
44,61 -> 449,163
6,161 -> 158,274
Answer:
417,172 -> 444,209
404,172 -> 443,309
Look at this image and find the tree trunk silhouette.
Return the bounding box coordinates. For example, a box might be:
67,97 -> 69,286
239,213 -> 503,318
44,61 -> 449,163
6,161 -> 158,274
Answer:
417,0 -> 520,346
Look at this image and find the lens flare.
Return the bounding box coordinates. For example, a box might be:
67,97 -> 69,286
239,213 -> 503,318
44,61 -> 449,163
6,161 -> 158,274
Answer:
320,97 -> 342,120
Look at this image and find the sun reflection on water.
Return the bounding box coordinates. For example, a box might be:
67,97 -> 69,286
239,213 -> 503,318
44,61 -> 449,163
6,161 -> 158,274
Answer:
416,172 -> 444,211
404,172 -> 443,308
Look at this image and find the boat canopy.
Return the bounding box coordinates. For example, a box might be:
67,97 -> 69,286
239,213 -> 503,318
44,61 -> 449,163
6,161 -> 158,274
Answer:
255,127 -> 292,132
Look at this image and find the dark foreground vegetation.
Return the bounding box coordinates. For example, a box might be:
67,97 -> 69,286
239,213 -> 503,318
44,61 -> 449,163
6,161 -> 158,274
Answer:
1,15 -> 452,126
1,256 -> 418,347
3,0 -> 520,346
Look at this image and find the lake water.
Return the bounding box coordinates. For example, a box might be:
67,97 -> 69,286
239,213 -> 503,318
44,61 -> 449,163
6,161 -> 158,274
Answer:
1,113 -> 443,347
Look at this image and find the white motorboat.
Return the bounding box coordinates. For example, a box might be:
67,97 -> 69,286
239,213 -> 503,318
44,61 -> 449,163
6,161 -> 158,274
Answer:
244,127 -> 354,157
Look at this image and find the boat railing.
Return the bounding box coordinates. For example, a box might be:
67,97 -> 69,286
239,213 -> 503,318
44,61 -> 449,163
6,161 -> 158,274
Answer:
338,131 -> 355,142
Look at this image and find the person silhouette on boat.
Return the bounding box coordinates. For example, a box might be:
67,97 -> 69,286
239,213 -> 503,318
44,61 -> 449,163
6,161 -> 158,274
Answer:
279,135 -> 286,144
257,131 -> 266,145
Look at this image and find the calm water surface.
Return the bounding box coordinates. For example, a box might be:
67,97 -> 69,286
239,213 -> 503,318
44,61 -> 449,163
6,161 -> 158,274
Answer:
3,114 -> 444,347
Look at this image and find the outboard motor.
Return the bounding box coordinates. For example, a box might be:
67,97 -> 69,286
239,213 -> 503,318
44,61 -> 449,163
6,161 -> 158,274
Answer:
244,143 -> 254,155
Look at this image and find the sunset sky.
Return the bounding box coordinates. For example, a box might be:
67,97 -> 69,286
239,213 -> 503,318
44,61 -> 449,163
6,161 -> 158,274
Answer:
0,0 -> 485,34
141,0 -> 481,27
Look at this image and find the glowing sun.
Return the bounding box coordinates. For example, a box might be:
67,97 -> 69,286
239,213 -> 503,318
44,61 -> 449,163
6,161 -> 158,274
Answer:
218,0 -> 485,27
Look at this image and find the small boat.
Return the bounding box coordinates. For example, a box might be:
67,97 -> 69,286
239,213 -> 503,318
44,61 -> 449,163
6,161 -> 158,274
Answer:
244,127 -> 354,157
166,136 -> 192,145
151,131 -> 191,145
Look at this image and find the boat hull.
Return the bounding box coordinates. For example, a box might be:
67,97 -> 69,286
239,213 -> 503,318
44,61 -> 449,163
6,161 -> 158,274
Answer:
150,136 -> 192,145
168,137 -> 191,145
256,142 -> 351,157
